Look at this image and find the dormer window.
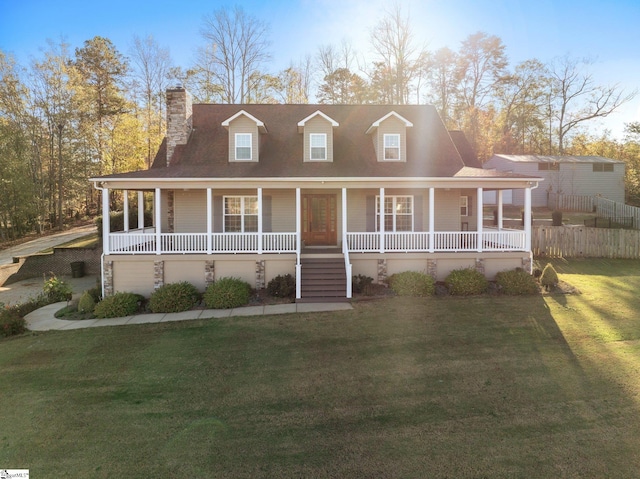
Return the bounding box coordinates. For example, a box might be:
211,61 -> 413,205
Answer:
366,111 -> 413,163
222,110 -> 266,162
298,111 -> 339,162
235,133 -> 252,160
384,134 -> 400,160
310,134 -> 327,160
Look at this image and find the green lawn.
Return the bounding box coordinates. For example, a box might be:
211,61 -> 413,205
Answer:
2,260 -> 640,477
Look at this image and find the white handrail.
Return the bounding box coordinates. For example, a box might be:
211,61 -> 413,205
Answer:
346,230 -> 527,252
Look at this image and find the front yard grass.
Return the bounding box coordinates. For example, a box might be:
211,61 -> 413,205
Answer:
2,259 -> 640,477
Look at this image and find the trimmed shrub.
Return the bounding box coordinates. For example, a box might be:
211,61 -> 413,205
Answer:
495,268 -> 539,295
204,277 -> 251,309
352,274 -> 374,295
445,268 -> 489,295
86,286 -> 102,303
0,308 -> 26,338
43,275 -> 72,303
388,271 -> 435,297
149,282 -> 200,313
78,291 -> 97,314
94,292 -> 142,319
266,274 -> 295,299
540,263 -> 559,290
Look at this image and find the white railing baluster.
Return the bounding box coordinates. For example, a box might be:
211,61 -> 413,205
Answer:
107,230 -> 527,255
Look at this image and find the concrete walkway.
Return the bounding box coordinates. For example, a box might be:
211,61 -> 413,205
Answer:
25,301 -> 353,331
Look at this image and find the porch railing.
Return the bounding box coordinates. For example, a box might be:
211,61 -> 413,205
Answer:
347,229 -> 526,252
108,230 -> 526,255
109,228 -> 156,253
108,231 -> 296,254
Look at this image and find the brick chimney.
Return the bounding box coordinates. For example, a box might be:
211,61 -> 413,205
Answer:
166,87 -> 192,166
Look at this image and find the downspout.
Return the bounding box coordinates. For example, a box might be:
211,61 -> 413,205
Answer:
92,181 -> 106,299
527,181 -> 540,274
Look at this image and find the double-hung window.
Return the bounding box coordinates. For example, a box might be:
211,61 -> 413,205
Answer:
235,133 -> 252,160
460,196 -> 469,217
376,195 -> 413,231
224,196 -> 258,232
310,133 -> 327,160
384,134 -> 400,160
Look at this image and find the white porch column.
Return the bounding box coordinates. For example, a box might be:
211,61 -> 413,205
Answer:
476,187 -> 483,252
102,186 -> 110,255
379,187 -> 385,253
123,190 -> 129,232
343,187 -> 352,299
524,186 -> 532,251
257,187 -> 263,254
206,188 -> 212,254
155,188 -> 161,255
428,187 -> 435,253
295,188 -> 301,300
137,191 -> 144,230
342,188 -> 348,253
497,190 -> 504,230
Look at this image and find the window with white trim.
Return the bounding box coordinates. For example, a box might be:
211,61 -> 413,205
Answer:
460,196 -> 470,216
310,133 -> 327,160
376,195 -> 413,231
224,196 -> 258,232
235,133 -> 252,160
384,134 -> 400,160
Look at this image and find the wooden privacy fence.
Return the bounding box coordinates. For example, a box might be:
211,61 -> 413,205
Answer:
532,225 -> 640,259
547,193 -> 594,212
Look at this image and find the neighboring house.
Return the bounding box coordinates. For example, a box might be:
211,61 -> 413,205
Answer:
483,154 -> 625,207
90,88 -> 542,301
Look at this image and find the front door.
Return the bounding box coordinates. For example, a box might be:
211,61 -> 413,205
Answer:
302,194 -> 337,246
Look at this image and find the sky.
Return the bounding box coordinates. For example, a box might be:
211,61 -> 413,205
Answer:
1,0 -> 639,138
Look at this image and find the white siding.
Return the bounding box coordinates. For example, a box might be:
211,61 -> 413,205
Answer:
485,156 -> 625,207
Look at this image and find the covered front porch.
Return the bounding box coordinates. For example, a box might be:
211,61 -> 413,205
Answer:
95,179 -> 536,300
99,186 -> 533,256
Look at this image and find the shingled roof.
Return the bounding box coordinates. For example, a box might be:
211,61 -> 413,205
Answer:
100,104 -> 465,180
96,103 -> 537,182
449,130 -> 482,168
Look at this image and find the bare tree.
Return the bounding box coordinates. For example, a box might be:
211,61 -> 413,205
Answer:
369,2 -> 426,104
129,34 -> 173,167
199,5 -> 271,103
549,55 -> 637,153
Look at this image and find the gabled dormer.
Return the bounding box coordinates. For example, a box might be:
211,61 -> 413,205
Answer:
366,111 -> 413,162
222,110 -> 267,162
297,110 -> 339,162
